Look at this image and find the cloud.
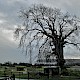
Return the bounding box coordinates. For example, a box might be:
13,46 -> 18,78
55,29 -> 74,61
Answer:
0,25 -> 28,63
0,25 -> 20,45
0,20 -> 6,24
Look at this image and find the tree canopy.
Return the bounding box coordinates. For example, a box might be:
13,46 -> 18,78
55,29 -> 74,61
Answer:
15,4 -> 80,69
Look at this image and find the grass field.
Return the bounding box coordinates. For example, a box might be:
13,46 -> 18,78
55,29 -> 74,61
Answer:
0,65 -> 80,79
0,65 -> 44,79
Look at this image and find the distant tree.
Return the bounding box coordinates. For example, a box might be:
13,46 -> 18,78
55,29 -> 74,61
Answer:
13,63 -> 18,66
19,62 -> 26,66
0,63 -> 2,66
4,61 -> 12,66
15,4 -> 80,71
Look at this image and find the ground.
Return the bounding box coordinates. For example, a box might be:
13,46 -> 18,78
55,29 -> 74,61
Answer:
0,65 -> 80,79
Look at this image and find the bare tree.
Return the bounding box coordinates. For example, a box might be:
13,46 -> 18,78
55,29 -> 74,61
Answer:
15,4 -> 80,70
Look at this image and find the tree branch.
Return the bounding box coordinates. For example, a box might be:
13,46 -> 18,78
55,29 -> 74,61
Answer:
64,26 -> 77,39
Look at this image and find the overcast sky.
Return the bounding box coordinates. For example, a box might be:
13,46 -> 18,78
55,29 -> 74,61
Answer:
0,0 -> 80,63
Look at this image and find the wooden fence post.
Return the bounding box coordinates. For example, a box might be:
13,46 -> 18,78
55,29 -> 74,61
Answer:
28,72 -> 29,80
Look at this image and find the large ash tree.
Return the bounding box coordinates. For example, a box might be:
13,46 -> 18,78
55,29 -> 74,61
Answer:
15,5 -> 80,70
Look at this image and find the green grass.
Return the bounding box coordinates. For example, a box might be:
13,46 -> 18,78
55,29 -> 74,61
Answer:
0,65 -> 80,79
16,74 -> 28,79
39,76 -> 80,80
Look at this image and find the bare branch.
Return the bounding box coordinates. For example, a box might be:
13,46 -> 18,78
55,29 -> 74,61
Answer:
64,41 -> 80,50
64,26 -> 77,39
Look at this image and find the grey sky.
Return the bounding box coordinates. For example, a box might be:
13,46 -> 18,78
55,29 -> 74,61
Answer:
0,0 -> 80,63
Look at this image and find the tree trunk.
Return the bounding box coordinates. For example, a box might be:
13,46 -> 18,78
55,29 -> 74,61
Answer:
55,38 -> 65,71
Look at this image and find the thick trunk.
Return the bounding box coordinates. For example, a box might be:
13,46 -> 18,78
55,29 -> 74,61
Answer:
55,39 -> 65,70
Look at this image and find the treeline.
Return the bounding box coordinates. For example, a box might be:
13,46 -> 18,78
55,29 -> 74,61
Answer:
0,62 -> 32,67
1,59 -> 80,67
